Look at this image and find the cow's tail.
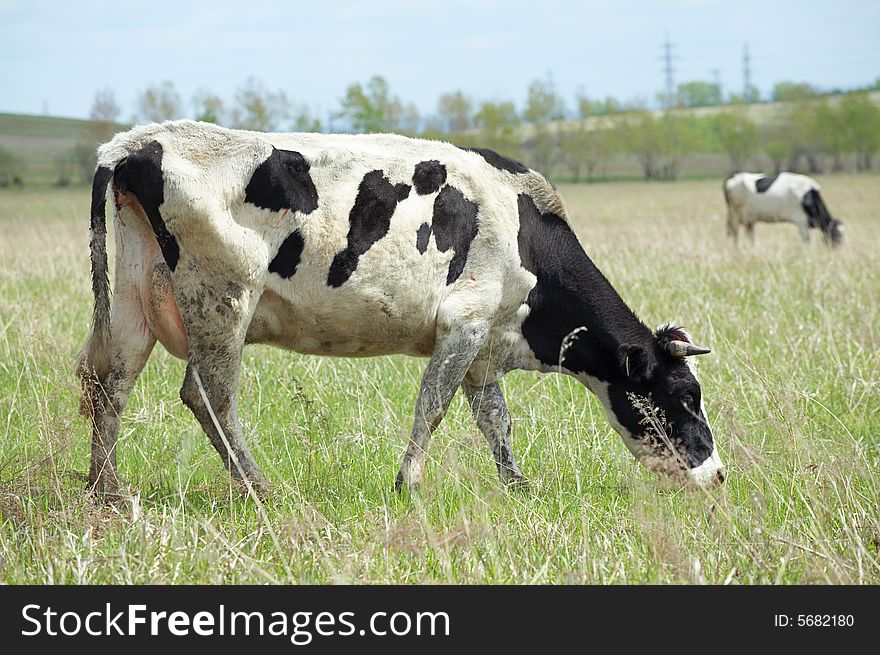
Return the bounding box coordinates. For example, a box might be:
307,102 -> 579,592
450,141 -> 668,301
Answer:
76,165 -> 114,409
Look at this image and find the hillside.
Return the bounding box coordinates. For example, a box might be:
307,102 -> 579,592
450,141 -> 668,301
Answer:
0,113 -> 127,186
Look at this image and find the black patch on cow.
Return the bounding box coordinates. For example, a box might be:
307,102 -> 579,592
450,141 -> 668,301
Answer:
416,222 -> 431,254
516,193 -> 651,376
327,170 -> 406,287
461,147 -> 529,174
395,183 -> 411,202
412,160 -> 447,195
113,141 -> 180,271
245,148 -> 318,214
268,230 -> 305,279
801,188 -> 832,229
755,174 -> 778,193
432,185 -> 479,285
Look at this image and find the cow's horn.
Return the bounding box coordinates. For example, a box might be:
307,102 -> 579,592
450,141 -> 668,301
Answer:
667,340 -> 711,357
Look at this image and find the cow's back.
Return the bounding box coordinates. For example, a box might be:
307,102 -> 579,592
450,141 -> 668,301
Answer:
725,171 -> 816,223
101,121 -> 556,359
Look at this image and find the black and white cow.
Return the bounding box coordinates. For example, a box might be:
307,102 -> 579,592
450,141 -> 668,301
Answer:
723,172 -> 844,246
78,120 -> 724,500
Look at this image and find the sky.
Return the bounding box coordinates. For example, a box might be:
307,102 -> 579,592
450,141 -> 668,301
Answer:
1,0 -> 878,122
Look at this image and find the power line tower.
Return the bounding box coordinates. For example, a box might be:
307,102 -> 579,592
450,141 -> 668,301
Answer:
712,68 -> 722,103
743,43 -> 752,100
660,33 -> 676,109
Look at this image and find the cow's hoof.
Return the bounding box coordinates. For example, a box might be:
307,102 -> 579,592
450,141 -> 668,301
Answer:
86,477 -> 128,505
395,458 -> 423,494
503,474 -> 531,493
394,470 -> 420,494
235,476 -> 270,501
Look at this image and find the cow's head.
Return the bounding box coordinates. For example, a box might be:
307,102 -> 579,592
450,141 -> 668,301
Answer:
601,325 -> 724,488
823,218 -> 845,247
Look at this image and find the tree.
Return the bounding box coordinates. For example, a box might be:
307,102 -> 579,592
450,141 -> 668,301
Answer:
677,80 -> 722,108
729,85 -> 762,104
337,75 -> 418,134
772,82 -> 817,103
618,111 -> 660,180
714,109 -> 759,172
436,91 -> 473,134
523,76 -> 565,125
136,81 -> 183,123
814,100 -> 848,171
839,92 -> 880,170
56,142 -> 98,186
785,97 -> 827,173
231,77 -> 290,131
472,101 -> 521,156
192,89 -> 225,124
561,124 -> 616,182
561,95 -> 620,182
523,76 -> 566,176
88,87 -> 121,142
761,123 -> 793,174
576,93 -> 622,117
291,106 -> 322,132
617,110 -> 699,180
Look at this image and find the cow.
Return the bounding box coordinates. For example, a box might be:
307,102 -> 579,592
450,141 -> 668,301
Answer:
77,120 -> 724,501
723,172 -> 844,246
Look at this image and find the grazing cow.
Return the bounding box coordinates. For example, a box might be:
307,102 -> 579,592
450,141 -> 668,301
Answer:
723,172 -> 844,246
78,120 -> 724,500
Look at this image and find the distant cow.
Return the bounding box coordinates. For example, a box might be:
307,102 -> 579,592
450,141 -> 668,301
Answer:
78,120 -> 724,501
723,172 -> 844,246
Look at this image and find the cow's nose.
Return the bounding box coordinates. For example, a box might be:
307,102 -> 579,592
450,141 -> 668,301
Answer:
714,469 -> 726,485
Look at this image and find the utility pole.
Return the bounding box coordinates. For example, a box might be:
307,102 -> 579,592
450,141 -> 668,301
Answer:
743,43 -> 752,100
712,68 -> 722,104
660,32 -> 675,109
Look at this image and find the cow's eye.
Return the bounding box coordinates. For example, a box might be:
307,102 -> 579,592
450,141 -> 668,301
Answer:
681,394 -> 694,410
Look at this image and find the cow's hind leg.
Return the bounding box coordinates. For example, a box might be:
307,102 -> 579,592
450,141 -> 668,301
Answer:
175,277 -> 269,497
395,319 -> 489,492
726,206 -> 740,245
462,381 -> 525,487
81,290 -> 156,499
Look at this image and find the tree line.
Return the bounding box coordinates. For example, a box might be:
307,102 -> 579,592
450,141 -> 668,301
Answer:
2,73 -> 878,188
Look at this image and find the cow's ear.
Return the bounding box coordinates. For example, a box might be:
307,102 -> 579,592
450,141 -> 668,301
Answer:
618,344 -> 656,382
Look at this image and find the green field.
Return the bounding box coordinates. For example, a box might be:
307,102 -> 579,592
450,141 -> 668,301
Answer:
1,175 -> 878,583
0,113 -> 97,186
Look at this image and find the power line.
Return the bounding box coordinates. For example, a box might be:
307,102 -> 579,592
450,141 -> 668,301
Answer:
712,68 -> 722,101
660,32 -> 676,108
743,43 -> 752,99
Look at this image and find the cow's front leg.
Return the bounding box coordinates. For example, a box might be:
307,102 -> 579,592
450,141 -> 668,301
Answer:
799,223 -> 811,244
395,321 -> 489,492
462,381 -> 525,486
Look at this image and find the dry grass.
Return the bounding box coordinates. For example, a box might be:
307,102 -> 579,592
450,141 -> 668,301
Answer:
0,174 -> 878,584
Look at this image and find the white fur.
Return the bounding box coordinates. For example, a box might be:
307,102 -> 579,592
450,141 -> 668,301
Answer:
97,121 -> 556,363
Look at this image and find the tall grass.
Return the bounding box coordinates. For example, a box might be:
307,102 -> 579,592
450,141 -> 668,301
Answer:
0,175 -> 877,583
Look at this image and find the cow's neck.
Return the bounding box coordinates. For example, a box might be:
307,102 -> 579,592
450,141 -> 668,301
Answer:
514,210 -> 654,383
